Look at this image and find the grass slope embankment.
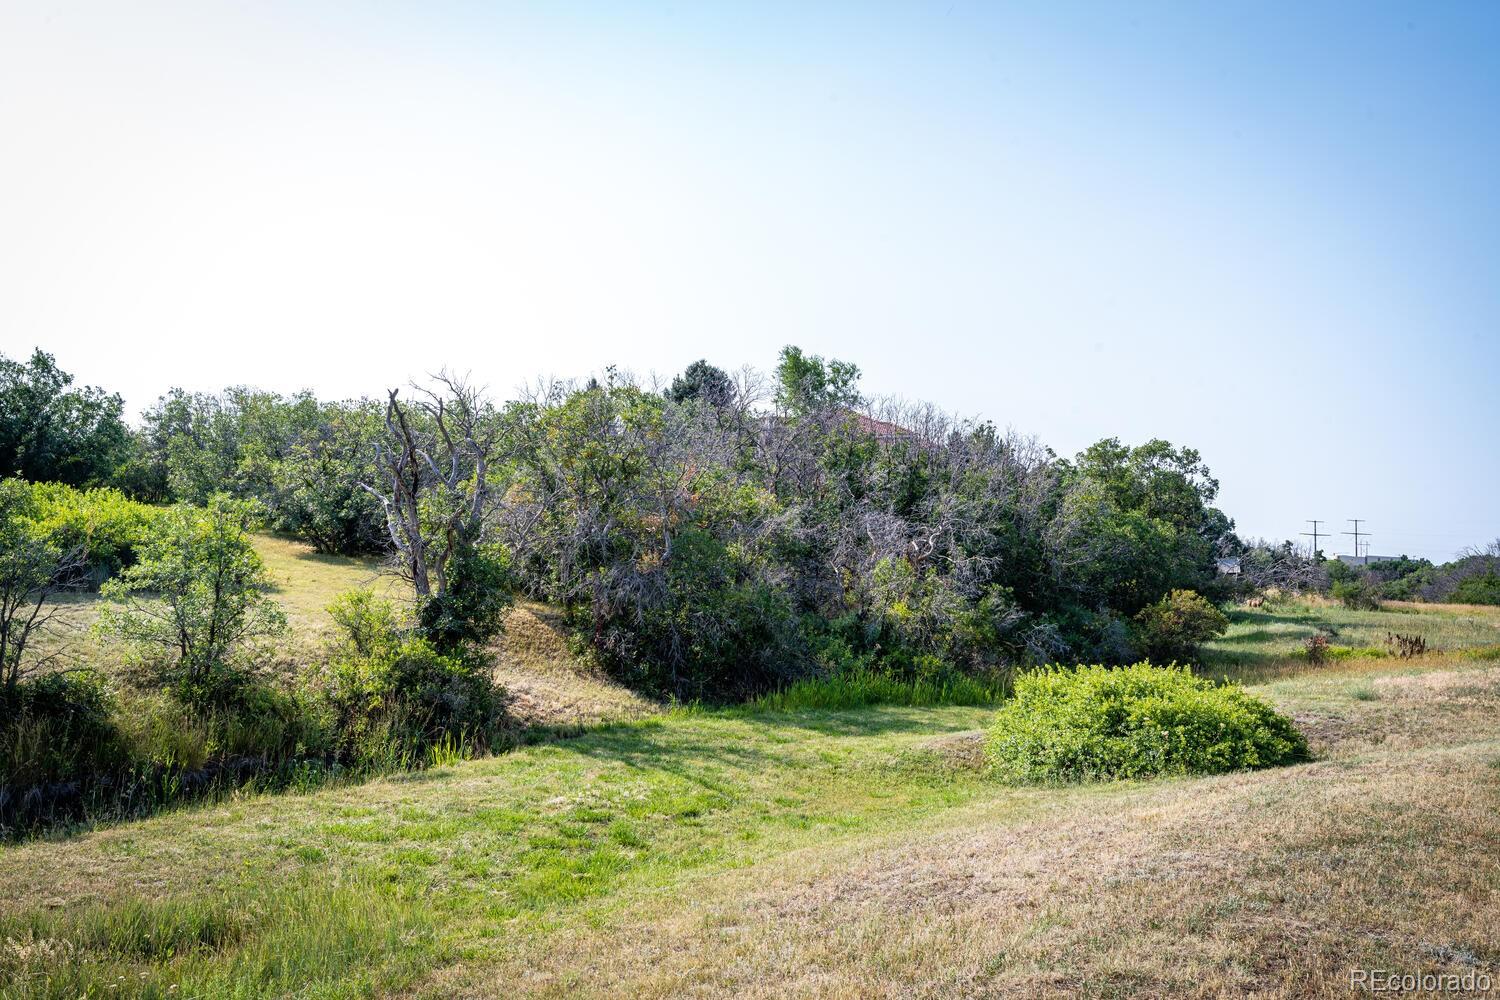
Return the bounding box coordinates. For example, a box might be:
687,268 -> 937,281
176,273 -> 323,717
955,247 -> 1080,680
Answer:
4,563 -> 1500,998
3,652 -> 1499,997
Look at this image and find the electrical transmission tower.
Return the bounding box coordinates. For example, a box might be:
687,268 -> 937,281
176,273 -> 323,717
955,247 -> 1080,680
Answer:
1300,520 -> 1326,559
1343,519 -> 1369,565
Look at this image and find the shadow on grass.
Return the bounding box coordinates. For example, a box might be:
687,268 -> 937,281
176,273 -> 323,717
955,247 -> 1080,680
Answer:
551,725 -> 799,796
738,705 -> 985,737
42,590 -> 104,608
288,548 -> 385,571
549,705 -> 962,791
1230,610 -> 1325,629
1217,628 -> 1308,646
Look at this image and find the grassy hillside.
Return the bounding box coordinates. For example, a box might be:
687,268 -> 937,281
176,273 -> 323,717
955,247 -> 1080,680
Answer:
1205,595 -> 1500,682
27,533 -> 656,729
4,554 -> 1499,997
22,533 -> 397,686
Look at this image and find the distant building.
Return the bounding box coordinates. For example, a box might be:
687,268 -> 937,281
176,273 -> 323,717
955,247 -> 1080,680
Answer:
1216,557 -> 1242,576
848,412 -> 917,444
1336,554 -> 1397,567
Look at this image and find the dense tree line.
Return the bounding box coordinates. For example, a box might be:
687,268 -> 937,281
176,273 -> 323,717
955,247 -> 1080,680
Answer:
0,350 -> 132,488
1323,542 -> 1500,606
354,350 -> 1240,698
10,345 -> 1493,834
2,346 -> 1249,701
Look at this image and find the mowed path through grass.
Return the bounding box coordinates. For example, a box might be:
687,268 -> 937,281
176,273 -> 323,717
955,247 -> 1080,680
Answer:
0,702 -> 1002,997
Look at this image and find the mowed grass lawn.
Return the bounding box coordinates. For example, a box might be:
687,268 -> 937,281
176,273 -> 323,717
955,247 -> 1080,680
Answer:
4,557 -> 1500,998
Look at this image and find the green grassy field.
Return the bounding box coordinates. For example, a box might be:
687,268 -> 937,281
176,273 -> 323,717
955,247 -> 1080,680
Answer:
1204,594 -> 1500,681
4,554 -> 1499,998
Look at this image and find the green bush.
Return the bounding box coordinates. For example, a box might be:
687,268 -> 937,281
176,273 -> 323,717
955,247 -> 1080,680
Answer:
590,527 -> 804,702
1451,571 -> 1500,606
1331,577 -> 1384,611
28,481 -> 159,579
1132,589 -> 1229,663
0,673 -> 124,789
415,544 -> 513,661
96,497 -> 287,706
985,663 -> 1307,782
324,590 -> 502,752
329,636 -> 497,742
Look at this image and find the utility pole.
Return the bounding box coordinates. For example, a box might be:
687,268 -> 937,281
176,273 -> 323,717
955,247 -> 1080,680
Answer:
1343,519 -> 1368,565
1300,520 -> 1326,560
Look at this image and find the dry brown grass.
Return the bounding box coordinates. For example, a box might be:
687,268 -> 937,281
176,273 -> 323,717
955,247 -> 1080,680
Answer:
7,584 -> 1500,998
419,659 -> 1500,999
494,601 -> 658,728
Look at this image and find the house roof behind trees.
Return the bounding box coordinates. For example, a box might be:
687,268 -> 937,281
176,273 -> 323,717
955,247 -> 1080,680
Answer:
848,412 -> 916,442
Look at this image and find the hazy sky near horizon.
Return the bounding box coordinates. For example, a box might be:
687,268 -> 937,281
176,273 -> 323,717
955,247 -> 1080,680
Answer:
2,2 -> 1496,560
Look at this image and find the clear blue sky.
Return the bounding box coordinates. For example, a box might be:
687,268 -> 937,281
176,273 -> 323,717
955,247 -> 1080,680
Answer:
2,2 -> 1496,560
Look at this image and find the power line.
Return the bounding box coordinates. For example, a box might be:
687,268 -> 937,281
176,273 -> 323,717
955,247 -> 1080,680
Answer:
1300,520 -> 1326,559
1343,519 -> 1369,565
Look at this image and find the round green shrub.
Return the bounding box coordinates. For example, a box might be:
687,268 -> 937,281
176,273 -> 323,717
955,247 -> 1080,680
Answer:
1132,589 -> 1229,663
985,663 -> 1307,782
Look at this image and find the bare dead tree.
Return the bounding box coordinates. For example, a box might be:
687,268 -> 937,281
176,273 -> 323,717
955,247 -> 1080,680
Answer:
1236,538 -> 1328,596
363,372 -> 508,600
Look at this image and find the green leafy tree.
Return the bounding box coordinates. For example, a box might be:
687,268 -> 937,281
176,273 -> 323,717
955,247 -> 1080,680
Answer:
273,400 -> 387,554
1424,541 -> 1500,604
97,497 -> 286,703
774,346 -> 862,414
1051,439 -> 1234,614
1452,572 -> 1500,605
0,349 -> 131,487
139,389 -> 242,505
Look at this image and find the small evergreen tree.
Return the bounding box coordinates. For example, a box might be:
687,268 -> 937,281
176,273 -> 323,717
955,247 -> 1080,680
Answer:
665,359 -> 735,407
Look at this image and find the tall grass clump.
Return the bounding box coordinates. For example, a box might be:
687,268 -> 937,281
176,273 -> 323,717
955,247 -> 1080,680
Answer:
749,668 -> 1009,712
0,880 -> 437,999
986,663 -> 1307,782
